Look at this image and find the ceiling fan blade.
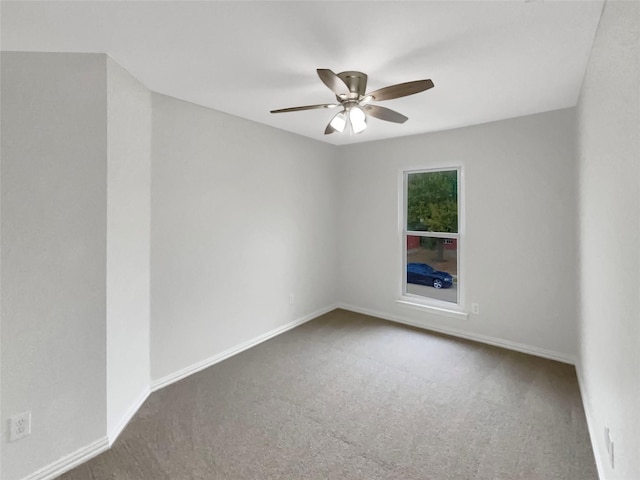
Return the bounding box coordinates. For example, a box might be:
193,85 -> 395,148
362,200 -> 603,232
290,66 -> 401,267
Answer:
367,79 -> 434,101
362,105 -> 408,124
270,104 -> 337,114
317,69 -> 349,97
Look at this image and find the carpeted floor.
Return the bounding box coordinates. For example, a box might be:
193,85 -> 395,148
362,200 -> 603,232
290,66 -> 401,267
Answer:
60,309 -> 598,479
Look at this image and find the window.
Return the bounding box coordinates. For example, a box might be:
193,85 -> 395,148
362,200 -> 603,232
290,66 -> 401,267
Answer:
403,168 -> 461,306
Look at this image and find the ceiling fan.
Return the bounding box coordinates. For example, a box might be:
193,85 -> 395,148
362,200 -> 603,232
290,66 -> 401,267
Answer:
270,69 -> 434,135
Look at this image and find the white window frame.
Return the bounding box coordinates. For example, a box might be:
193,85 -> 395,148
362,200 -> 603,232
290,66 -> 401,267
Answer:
397,166 -> 466,319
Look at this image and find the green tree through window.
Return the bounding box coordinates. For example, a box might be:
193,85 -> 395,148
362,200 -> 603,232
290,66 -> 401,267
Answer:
407,171 -> 458,262
407,170 -> 458,232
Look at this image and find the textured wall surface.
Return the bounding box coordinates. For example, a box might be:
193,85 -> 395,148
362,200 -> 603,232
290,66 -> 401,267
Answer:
337,109 -> 579,359
150,93 -> 338,382
1,52 -> 108,480
106,57 -> 152,440
577,1 -> 640,478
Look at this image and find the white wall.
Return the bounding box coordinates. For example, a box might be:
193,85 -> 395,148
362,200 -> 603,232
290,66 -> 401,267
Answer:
106,58 -> 151,440
1,53 -> 108,480
337,109 -> 578,360
150,94 -> 338,383
577,1 -> 640,478
7,38 -> 635,478
0,52 -> 338,479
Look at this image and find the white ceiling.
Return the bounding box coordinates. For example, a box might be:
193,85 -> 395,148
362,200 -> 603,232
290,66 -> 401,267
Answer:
1,1 -> 603,145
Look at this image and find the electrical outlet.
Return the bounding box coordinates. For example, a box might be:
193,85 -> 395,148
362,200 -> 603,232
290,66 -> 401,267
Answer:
10,411 -> 31,442
289,293 -> 295,305
471,303 -> 480,315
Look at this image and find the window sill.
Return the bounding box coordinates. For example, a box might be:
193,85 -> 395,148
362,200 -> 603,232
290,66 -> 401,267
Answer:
395,299 -> 469,320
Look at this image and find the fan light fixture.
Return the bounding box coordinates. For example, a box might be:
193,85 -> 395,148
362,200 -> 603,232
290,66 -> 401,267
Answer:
349,106 -> 367,133
329,106 -> 367,134
270,69 -> 434,135
329,110 -> 347,133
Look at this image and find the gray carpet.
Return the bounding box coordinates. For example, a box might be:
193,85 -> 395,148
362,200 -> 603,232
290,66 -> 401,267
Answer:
60,309 -> 597,479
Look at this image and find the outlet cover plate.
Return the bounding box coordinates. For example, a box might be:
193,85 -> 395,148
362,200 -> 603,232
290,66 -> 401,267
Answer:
10,411 -> 31,442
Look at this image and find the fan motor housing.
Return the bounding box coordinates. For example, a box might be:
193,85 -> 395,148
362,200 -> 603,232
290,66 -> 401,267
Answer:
337,71 -> 368,98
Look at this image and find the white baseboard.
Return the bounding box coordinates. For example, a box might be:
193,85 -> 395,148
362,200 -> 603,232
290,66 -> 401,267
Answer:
151,304 -> 338,392
108,387 -> 151,446
21,386 -> 150,480
575,362 -> 605,480
18,302 -> 587,480
21,437 -> 109,480
336,303 -> 577,365
19,305 -> 337,480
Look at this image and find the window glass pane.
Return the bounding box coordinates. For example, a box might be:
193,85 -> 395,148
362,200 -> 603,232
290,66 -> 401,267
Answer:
407,170 -> 458,233
406,235 -> 458,303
